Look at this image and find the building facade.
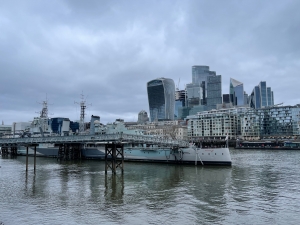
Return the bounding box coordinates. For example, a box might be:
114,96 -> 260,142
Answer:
187,107 -> 248,139
207,75 -> 222,109
147,78 -> 175,122
187,105 -> 300,140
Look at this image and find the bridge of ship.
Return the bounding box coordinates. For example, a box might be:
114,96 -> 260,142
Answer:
0,134 -> 189,174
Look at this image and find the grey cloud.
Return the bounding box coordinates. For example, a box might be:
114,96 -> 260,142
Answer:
1,0 -> 300,125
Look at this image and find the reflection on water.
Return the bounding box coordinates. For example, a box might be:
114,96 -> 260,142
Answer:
1,150 -> 300,225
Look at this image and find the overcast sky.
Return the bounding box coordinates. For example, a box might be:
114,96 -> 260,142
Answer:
1,0 -> 300,125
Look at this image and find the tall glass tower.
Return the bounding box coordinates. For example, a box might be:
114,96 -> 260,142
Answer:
230,78 -> 244,106
147,78 -> 175,122
259,81 -> 267,107
249,81 -> 274,109
189,65 -> 218,106
207,75 -> 222,109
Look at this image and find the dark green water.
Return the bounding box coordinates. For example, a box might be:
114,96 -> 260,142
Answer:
1,149 -> 300,225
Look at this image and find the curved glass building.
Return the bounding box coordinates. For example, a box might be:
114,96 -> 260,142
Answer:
230,78 -> 244,106
249,81 -> 274,109
147,78 -> 175,122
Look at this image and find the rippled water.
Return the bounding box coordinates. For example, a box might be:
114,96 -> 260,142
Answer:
1,149 -> 300,225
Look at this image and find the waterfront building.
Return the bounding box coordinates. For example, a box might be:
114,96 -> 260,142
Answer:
187,107 -> 249,139
240,105 -> 300,139
187,104 -> 300,140
127,120 -> 187,140
147,78 -> 175,122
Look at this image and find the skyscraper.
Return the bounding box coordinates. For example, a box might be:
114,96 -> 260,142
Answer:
177,65 -> 222,119
192,65 -> 216,84
147,78 -> 175,122
188,65 -> 219,106
249,81 -> 274,109
259,81 -> 267,107
175,89 -> 186,119
230,78 -> 244,106
207,75 -> 222,109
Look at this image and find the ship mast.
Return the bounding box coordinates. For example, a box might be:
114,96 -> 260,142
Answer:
75,93 -> 90,134
37,96 -> 50,133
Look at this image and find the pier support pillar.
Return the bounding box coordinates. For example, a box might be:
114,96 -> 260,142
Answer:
34,145 -> 36,173
26,146 -> 29,172
105,143 -> 124,174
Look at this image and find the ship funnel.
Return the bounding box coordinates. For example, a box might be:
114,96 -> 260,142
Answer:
90,115 -> 100,135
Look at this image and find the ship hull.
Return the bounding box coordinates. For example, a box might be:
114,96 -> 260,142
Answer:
18,145 -> 232,166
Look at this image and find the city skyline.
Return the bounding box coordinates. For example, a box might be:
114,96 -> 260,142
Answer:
1,0 -> 300,125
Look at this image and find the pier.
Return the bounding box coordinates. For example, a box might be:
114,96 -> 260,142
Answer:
0,133 -> 189,173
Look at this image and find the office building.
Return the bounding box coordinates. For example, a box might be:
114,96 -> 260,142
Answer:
230,78 -> 244,106
178,65 -> 222,119
187,104 -> 300,140
223,94 -> 233,104
249,81 -> 275,109
147,78 -> 175,122
175,89 -> 186,119
207,75 -> 222,109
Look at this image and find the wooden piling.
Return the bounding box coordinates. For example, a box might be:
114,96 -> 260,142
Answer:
26,146 -> 29,172
34,145 -> 36,172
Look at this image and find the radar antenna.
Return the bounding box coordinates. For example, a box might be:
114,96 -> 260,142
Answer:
36,94 -> 51,133
75,92 -> 91,134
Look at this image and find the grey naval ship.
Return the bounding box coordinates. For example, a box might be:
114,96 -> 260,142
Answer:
11,100 -> 232,166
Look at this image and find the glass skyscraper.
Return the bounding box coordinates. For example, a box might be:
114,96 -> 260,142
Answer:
259,81 -> 267,107
230,78 -> 244,106
147,78 -> 175,122
177,65 -> 222,119
192,65 -> 216,84
250,81 -> 274,109
207,75 -> 222,109
188,65 -> 220,107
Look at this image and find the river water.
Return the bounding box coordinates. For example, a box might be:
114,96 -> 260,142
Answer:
1,149 -> 300,225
